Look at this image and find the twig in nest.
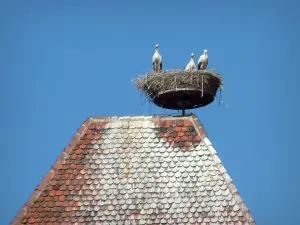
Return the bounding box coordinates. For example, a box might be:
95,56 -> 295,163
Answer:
218,88 -> 222,108
201,74 -> 204,97
133,70 -> 222,102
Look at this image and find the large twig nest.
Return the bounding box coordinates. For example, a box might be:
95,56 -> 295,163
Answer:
134,70 -> 223,110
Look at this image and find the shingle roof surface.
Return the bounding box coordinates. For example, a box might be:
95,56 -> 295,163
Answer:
12,115 -> 255,225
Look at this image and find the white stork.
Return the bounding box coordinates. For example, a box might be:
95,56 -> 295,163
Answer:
198,49 -> 208,70
185,53 -> 196,71
152,44 -> 162,72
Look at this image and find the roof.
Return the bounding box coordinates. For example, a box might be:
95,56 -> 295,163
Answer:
11,114 -> 255,225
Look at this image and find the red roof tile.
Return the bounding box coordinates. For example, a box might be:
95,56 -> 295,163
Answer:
11,115 -> 255,225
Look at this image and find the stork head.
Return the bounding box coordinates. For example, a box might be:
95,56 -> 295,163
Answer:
155,44 -> 159,50
191,53 -> 194,58
204,49 -> 208,54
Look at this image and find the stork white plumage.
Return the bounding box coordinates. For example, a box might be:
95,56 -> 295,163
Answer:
185,53 -> 196,71
152,44 -> 162,72
198,49 -> 208,70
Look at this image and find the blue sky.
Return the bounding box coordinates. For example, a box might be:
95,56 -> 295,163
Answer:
1,0 -> 299,224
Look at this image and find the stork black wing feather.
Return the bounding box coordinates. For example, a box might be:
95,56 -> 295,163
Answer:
198,62 -> 202,70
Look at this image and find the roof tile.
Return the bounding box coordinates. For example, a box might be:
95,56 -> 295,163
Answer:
11,115 -> 255,225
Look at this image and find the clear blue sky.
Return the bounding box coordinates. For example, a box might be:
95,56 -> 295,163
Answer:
1,0 -> 299,224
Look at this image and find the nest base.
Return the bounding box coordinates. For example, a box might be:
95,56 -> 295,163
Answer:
153,88 -> 214,110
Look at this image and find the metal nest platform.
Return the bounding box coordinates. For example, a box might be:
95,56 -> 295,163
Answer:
134,70 -> 223,110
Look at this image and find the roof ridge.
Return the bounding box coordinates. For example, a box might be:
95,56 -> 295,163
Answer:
90,114 -> 197,122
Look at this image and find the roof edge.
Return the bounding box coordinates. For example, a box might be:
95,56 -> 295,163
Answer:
191,117 -> 256,225
11,117 -> 94,225
90,113 -> 199,122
